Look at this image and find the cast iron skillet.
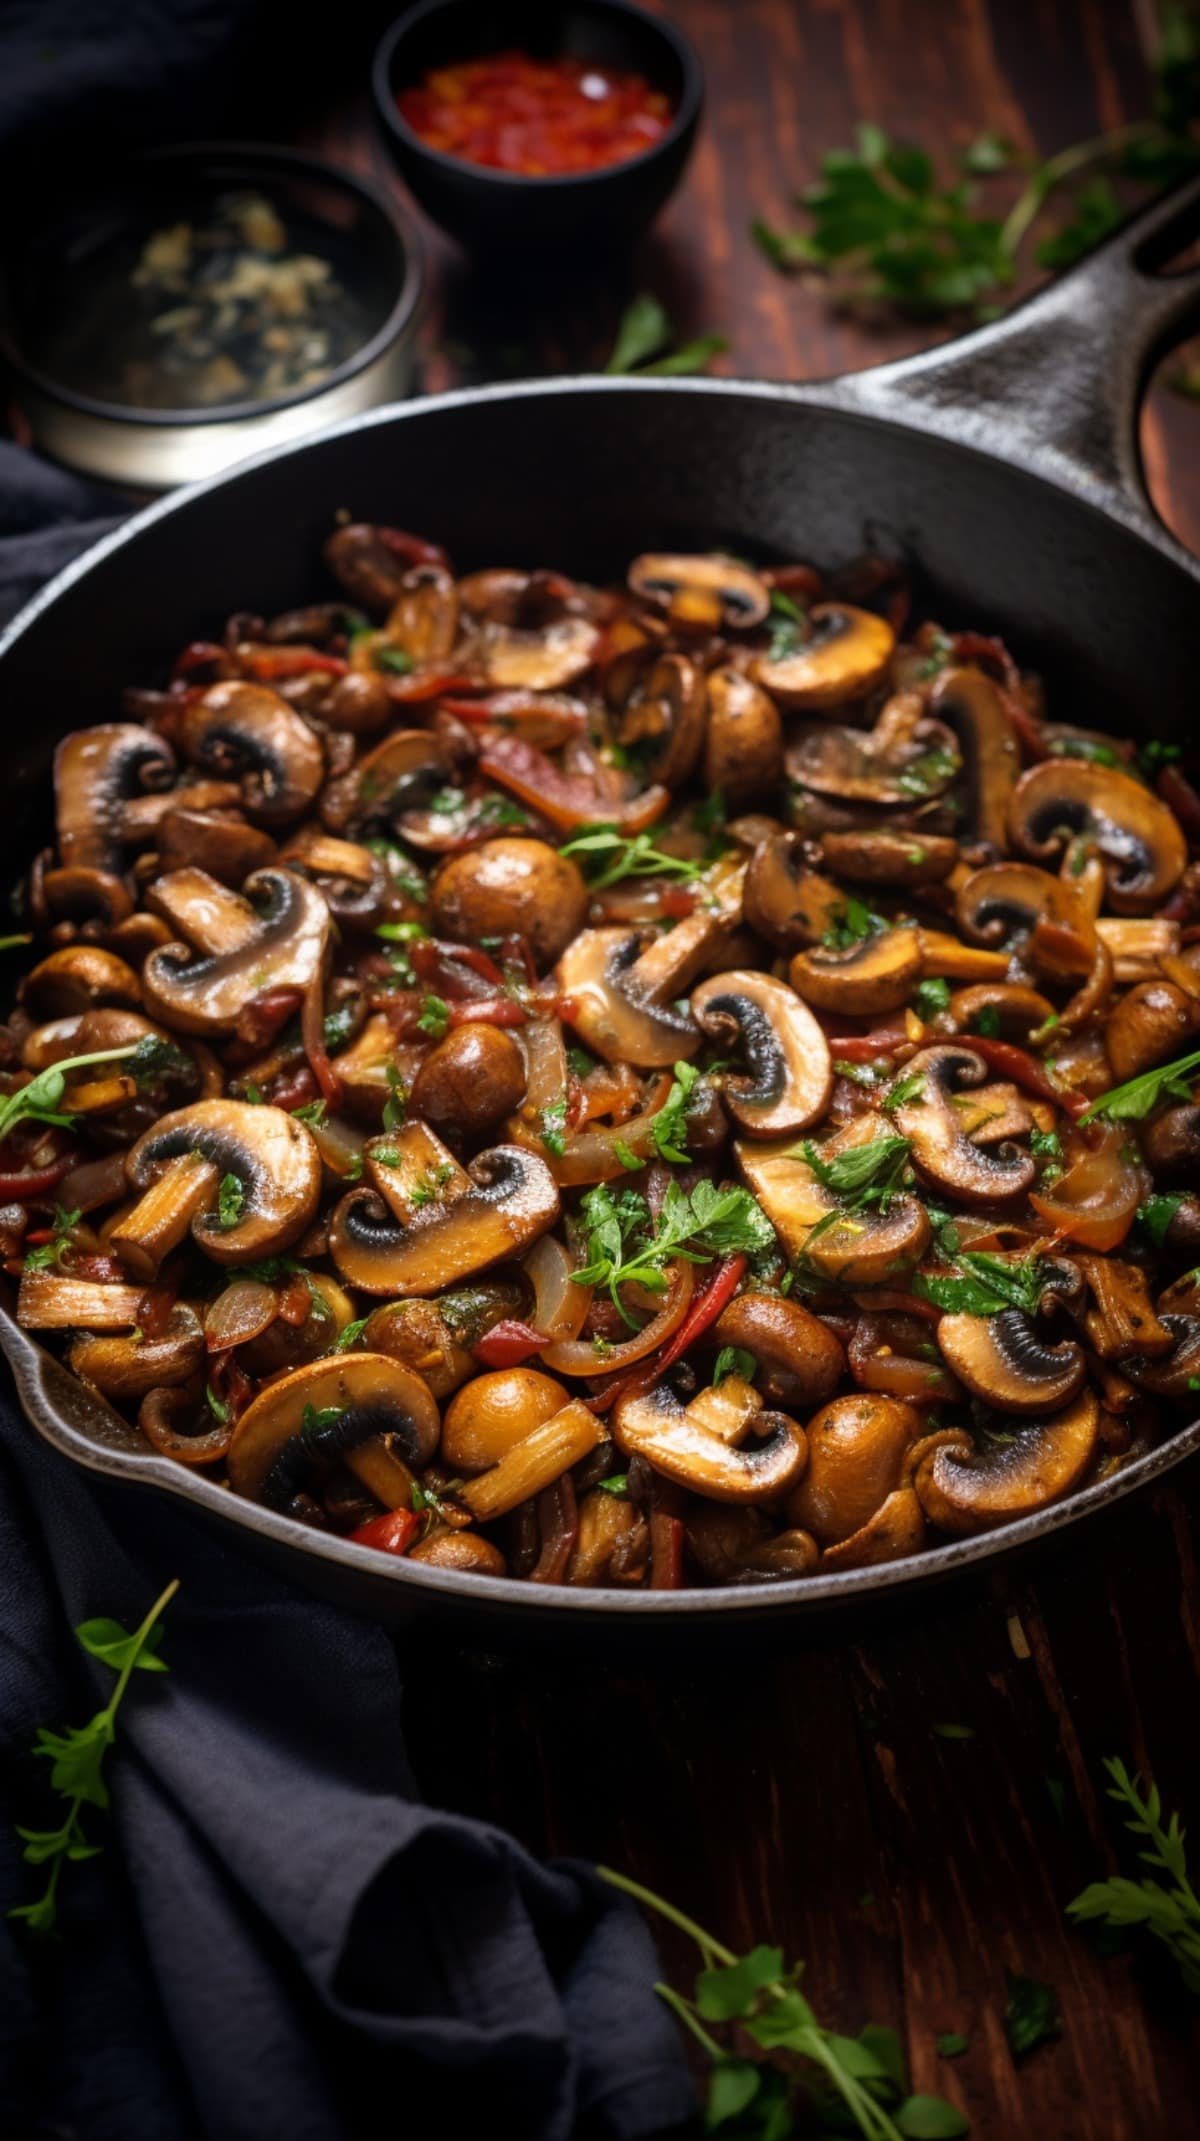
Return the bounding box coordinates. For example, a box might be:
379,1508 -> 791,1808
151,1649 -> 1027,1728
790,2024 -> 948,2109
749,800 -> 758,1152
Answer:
2,180 -> 1200,1636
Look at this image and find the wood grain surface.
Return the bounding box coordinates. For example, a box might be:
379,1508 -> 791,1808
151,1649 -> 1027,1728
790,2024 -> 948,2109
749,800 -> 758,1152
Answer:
310,5 -> 1200,2134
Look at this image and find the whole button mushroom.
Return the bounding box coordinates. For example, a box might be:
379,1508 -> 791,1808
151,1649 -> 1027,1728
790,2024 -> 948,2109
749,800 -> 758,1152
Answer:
430,837 -> 588,970
410,1025 -> 527,1141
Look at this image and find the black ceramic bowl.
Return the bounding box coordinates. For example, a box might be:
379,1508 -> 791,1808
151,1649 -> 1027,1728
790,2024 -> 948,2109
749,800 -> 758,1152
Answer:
372,0 -> 702,253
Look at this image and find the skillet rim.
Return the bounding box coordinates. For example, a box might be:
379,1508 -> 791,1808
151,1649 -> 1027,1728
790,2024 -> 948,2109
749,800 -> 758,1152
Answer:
3,369 -> 1199,1621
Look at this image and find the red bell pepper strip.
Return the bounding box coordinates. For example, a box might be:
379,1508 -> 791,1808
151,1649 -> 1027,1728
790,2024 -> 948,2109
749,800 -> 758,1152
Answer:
377,527 -> 450,569
478,734 -> 670,834
383,669 -> 478,705
586,1253 -> 748,1416
238,647 -> 348,681
824,1027 -> 908,1062
349,1508 -> 421,1557
960,1033 -> 1090,1118
472,1320 -> 546,1368
649,1511 -> 685,1590
0,1153 -> 79,1201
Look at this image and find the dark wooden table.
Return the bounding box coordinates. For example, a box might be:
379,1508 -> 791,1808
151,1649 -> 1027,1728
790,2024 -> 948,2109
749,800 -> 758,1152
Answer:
311,6 -> 1200,2134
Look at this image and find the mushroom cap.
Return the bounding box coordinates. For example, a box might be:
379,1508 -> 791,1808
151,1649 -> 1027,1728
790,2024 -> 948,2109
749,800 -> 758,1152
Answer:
936,1309 -> 1086,1415
889,1046 -> 1036,1205
142,867 -> 330,1035
627,552 -> 770,630
227,1353 -> 441,1505
692,970 -> 832,1138
928,665 -> 1020,850
430,837 -> 588,970
182,682 -> 325,826
1008,758 -> 1186,913
554,926 -> 700,1068
68,1305 -> 205,1399
789,926 -> 922,1017
712,1290 -> 845,1410
751,602 -> 895,708
442,1366 -> 568,1474
956,861 -> 1075,947
328,1142 -> 560,1297
54,723 -> 176,873
818,829 -> 958,887
914,1391 -> 1100,1534
704,668 -> 783,806
743,836 -> 841,951
786,694 -> 960,806
785,1393 -> 921,1546
126,1099 -> 322,1265
613,1381 -> 807,1504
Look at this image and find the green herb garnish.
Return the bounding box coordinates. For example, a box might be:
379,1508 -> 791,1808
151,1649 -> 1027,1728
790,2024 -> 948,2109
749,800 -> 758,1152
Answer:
915,1249 -> 1048,1318
571,1176 -> 774,1325
334,1317 -> 369,1353
22,1204 -> 82,1273
712,1346 -> 756,1386
215,1173 -> 246,1231
560,822 -> 705,892
0,1043 -> 142,1143
652,1059 -> 702,1165
540,1094 -> 569,1157
820,896 -> 885,951
374,645 -> 415,676
882,1071 -> 926,1114
595,1473 -> 630,1498
417,995 -> 451,1040
1080,1047 -> 1200,1124
1138,1193 -> 1186,1246
603,292 -> 729,376
914,977 -> 951,1020
600,1869 -> 968,2139
292,1099 -> 328,1126
9,1579 -> 177,1937
382,1062 -> 407,1129
1067,1756 -> 1200,1992
1003,1971 -> 1060,2060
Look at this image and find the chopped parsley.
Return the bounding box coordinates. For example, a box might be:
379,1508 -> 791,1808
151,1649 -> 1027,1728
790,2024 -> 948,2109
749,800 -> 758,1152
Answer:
712,1345 -> 756,1386
914,976 -> 951,1020
1080,1047 -> 1200,1124
571,1177 -> 774,1324
382,1063 -> 407,1129
409,1161 -> 456,1210
595,1473 -> 630,1497
322,1005 -> 357,1054
820,896 -> 885,951
560,822 -> 706,892
215,1173 -> 246,1231
915,1249 -> 1049,1318
292,1099 -> 328,1126
969,1003 -> 1002,1038
373,644 -> 415,675
1138,1193 -> 1186,1246
335,1317 -> 369,1353
22,1204 -> 82,1272
417,995 -> 451,1040
651,1059 -> 702,1165
798,1134 -> 911,1203
300,1403 -> 344,1435
882,1070 -> 926,1114
540,1095 -> 569,1157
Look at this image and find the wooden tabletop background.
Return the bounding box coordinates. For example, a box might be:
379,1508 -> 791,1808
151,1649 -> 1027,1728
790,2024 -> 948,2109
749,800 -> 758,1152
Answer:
302,4 -> 1200,2134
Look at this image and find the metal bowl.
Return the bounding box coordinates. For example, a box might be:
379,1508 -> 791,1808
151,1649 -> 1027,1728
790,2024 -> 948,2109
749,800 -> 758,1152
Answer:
1,143 -> 424,493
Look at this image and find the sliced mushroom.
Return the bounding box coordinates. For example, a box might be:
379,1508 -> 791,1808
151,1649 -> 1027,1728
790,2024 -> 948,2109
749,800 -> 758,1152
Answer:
785,1393 -> 920,1546
627,553 -> 770,631
889,1047 -> 1036,1205
22,946 -> 142,1018
54,724 -> 176,873
613,652 -> 707,786
383,563 -> 459,663
751,603 -> 895,708
157,807 -> 277,888
704,669 -> 784,806
1075,1254 -> 1176,1361
17,1272 -> 148,1329
276,829 -> 384,929
744,838 -> 842,952
613,1381 -> 807,1504
1126,1314 -> 1200,1397
329,1138 -> 559,1296
956,861 -> 1075,947
936,1311 -> 1086,1414
554,927 -> 698,1069
142,868 -> 330,1035
819,1487 -> 926,1570
928,665 -> 1020,851
429,837 -> 588,969
786,693 -> 960,805
736,1135 -> 930,1285
818,829 -> 958,887
691,971 -> 831,1138
109,1150 -> 220,1280
789,923 -> 922,1017
181,683 -> 325,826
1009,760 -> 1186,914
914,1392 -> 1100,1533
480,615 -> 597,691
125,1100 -> 321,1265
712,1291 -> 845,1410
68,1306 -> 205,1399
320,728 -> 446,836
227,1354 -> 440,1507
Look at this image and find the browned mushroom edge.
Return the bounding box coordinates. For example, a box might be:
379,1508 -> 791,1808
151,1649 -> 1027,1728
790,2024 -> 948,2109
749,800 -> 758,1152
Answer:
1,526 -> 1195,1589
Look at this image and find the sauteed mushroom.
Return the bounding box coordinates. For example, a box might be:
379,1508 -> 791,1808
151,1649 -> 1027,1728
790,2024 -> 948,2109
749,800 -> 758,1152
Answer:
6,520 -> 1195,1588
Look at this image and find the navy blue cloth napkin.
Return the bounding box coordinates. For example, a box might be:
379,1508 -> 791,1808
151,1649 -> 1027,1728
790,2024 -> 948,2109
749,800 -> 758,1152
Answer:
0,1 -> 699,2128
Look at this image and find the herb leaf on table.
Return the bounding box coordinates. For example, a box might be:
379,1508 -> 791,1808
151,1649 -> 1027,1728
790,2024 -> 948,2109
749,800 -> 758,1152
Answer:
604,293 -> 729,376
600,1867 -> 969,2137
9,1579 -> 179,1936
1067,1757 -> 1200,1992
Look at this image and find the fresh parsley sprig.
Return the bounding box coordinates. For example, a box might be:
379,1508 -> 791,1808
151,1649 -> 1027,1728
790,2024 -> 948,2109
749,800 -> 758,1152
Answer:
651,1059 -> 702,1165
571,1176 -> 774,1324
0,1043 -> 143,1143
752,12 -> 1200,323
1068,1757 -> 1200,1991
560,823 -> 705,893
798,1134 -> 912,1202
600,1868 -> 968,2138
10,1579 -> 178,1937
1079,1047 -> 1200,1124
915,1248 -> 1049,1318
604,293 -> 729,377
23,1203 -> 83,1272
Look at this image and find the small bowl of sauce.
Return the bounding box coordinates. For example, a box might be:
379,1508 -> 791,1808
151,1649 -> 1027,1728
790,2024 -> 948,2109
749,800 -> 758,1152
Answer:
374,0 -> 702,253
2,144 -> 423,492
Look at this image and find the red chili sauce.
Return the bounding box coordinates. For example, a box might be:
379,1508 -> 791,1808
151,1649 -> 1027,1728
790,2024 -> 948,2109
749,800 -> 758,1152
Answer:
397,50 -> 674,176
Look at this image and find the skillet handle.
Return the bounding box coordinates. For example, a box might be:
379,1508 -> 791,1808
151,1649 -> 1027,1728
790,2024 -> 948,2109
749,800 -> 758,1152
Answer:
826,173 -> 1200,545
